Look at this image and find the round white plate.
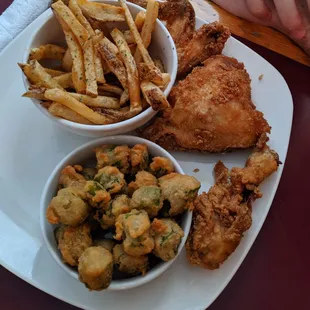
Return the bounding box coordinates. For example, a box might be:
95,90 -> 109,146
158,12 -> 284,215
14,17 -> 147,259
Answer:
0,6 -> 293,310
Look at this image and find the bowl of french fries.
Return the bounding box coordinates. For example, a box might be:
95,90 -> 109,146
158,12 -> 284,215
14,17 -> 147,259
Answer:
19,0 -> 177,137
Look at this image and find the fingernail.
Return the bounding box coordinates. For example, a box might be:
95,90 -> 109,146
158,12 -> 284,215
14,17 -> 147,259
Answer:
291,27 -> 306,40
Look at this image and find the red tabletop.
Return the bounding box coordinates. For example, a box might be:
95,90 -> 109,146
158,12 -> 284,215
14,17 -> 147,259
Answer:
1,1 -> 310,310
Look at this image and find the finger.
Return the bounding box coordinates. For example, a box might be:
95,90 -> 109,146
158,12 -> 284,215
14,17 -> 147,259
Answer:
246,0 -> 272,20
273,0 -> 305,39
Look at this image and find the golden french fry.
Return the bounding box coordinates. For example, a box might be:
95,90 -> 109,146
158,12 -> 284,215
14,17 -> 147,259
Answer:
54,72 -> 74,88
111,28 -> 141,112
41,101 -> 53,109
135,11 -> 145,31
59,19 -> 86,93
44,68 -> 66,77
118,0 -> 162,84
83,38 -> 98,97
62,49 -> 73,72
77,0 -> 125,22
123,30 -> 135,44
97,37 -> 128,90
159,73 -> 171,90
128,43 -> 137,55
44,88 -> 113,124
134,0 -> 158,63
120,89 -> 129,106
22,87 -> 46,100
98,84 -> 123,96
18,61 -> 63,89
140,80 -> 170,111
29,44 -> 66,61
153,57 -> 165,73
68,0 -> 95,35
49,102 -> 93,124
69,93 -> 120,108
100,106 -> 139,121
52,0 -> 89,46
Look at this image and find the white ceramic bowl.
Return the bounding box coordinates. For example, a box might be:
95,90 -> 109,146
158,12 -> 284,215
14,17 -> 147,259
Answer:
22,0 -> 177,137
40,135 -> 192,290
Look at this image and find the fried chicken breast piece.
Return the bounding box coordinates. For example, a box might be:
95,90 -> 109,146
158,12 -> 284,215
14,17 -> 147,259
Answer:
186,145 -> 280,269
141,55 -> 271,153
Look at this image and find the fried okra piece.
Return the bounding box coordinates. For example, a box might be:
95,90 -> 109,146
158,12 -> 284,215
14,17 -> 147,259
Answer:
94,195 -> 131,230
93,239 -> 115,252
149,157 -> 175,177
95,144 -> 130,174
94,166 -> 126,194
81,167 -> 97,180
123,231 -> 155,257
56,223 -> 92,266
46,187 -> 90,226
115,209 -> 151,240
130,186 -> 163,218
84,181 -> 111,208
115,209 -> 154,256
158,173 -> 201,216
113,244 -> 148,275
151,218 -> 184,261
58,165 -> 87,192
130,144 -> 149,174
128,171 -> 157,195
78,246 -> 113,291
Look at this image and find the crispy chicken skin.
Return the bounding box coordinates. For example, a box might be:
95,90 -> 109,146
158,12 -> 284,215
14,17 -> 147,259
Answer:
186,145 -> 280,269
141,55 -> 271,153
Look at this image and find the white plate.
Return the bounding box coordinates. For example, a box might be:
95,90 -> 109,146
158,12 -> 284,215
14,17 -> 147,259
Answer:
0,8 -> 293,310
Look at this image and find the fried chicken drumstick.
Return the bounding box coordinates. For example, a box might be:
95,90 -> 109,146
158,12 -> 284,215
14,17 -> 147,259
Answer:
186,142 -> 280,269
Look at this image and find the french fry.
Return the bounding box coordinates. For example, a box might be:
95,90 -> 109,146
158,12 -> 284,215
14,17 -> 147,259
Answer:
52,0 -> 89,46
135,11 -> 145,31
62,49 -> 73,72
128,43 -> 137,55
77,0 -> 125,22
54,72 -> 74,88
100,106 -> 139,121
44,68 -> 66,77
59,18 -> 86,93
153,57 -> 165,73
123,30 -> 135,44
83,38 -> 98,97
18,61 -> 63,89
69,93 -> 120,108
140,80 -> 170,111
92,31 -> 106,84
29,44 -> 66,61
44,88 -> 113,124
118,0 -> 162,84
120,89 -> 129,106
22,87 -> 46,100
97,37 -> 128,90
159,73 -> 171,90
98,84 -> 123,96
68,0 -> 95,35
134,0 -> 158,64
111,28 -> 141,112
49,102 -> 93,124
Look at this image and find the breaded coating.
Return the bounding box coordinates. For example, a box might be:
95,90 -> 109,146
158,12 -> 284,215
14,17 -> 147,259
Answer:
78,246 -> 113,291
149,157 -> 174,177
128,171 -> 158,195
130,144 -> 149,174
57,223 -> 92,266
84,181 -> 111,209
141,56 -> 271,153
59,165 -> 87,191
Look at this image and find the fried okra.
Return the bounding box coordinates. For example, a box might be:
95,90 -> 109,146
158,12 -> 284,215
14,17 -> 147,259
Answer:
151,218 -> 184,261
159,173 -> 201,216
56,223 -> 92,266
115,209 -> 154,256
81,167 -> 97,180
130,186 -> 163,218
47,187 -> 90,226
130,144 -> 149,174
128,171 -> 157,195
95,145 -> 130,174
94,166 -> 126,194
84,181 -> 111,208
93,239 -> 115,252
78,246 -> 113,291
58,165 -> 86,192
111,195 -> 131,218
150,157 -> 174,177
113,244 -> 148,275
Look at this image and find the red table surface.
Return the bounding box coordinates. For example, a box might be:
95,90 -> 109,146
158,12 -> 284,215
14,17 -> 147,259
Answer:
1,1 -> 310,310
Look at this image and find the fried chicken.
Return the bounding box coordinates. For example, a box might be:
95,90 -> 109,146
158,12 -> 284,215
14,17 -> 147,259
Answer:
141,55 -> 271,152
128,0 -> 229,77
186,143 -> 280,269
